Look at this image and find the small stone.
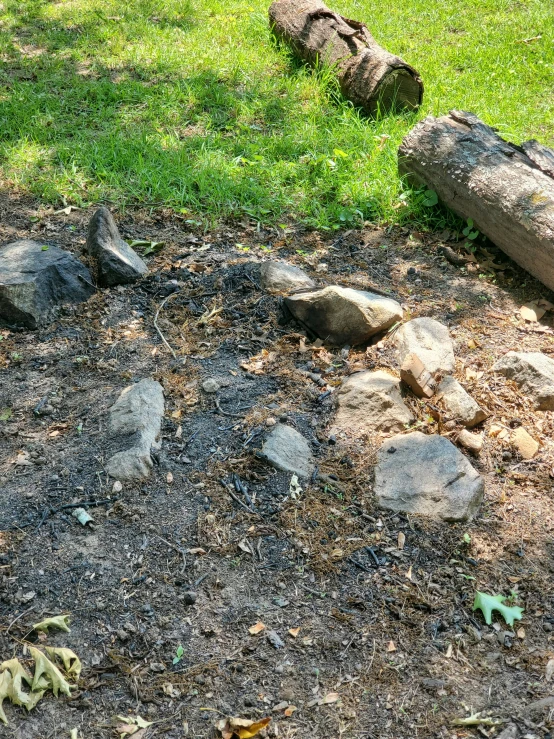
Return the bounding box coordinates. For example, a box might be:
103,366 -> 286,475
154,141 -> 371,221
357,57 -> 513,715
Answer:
457,429 -> 483,455
332,370 -> 413,435
112,480 -> 123,494
400,353 -> 436,398
265,417 -> 277,426
374,431 -> 484,522
149,662 -> 166,673
512,427 -> 539,459
394,317 -> 455,374
117,629 -> 129,641
493,351 -> 554,410
202,378 -> 220,393
266,630 -> 285,649
182,591 -> 197,606
274,665 -> 284,674
86,207 -> 147,287
437,376 -> 487,427
284,285 -> 403,346
261,424 -> 314,478
259,261 -> 315,293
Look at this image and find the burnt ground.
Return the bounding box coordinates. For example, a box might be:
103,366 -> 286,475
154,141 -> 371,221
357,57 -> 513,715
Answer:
2,192 -> 554,739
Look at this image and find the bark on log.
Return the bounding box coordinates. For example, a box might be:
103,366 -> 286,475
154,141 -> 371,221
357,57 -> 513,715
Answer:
399,111 -> 554,291
269,0 -> 423,114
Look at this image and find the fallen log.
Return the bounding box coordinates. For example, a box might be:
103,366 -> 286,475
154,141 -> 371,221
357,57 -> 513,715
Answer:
269,0 -> 423,114
399,111 -> 554,291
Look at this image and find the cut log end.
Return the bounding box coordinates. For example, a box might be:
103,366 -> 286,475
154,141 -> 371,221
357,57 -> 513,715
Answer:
375,69 -> 422,113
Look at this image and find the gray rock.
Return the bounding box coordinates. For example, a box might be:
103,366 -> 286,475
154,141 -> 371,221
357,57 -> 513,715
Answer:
105,379 -> 165,481
202,378 -> 220,393
87,207 -> 147,287
261,424 -> 314,478
284,285 -> 402,346
393,317 -> 455,374
332,370 -> 413,435
437,376 -> 487,427
492,351 -> 554,410
260,261 -> 315,293
0,240 -> 95,328
374,431 -> 484,522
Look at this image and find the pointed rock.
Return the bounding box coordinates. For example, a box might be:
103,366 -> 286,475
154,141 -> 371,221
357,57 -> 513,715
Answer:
261,424 -> 314,478
87,207 -> 147,287
437,376 -> 487,427
105,379 -> 165,481
284,285 -> 402,346
493,351 -> 554,410
374,431 -> 484,522
394,317 -> 455,374
0,240 -> 94,328
333,370 -> 413,435
259,261 -> 315,293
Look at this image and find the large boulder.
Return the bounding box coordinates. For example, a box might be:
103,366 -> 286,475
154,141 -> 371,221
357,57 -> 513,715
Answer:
332,370 -> 413,435
87,207 -> 147,287
374,431 -> 484,522
394,317 -> 455,374
260,424 -> 314,478
0,240 -> 95,328
437,376 -> 487,427
492,351 -> 554,410
105,379 -> 165,482
259,261 -> 315,293
284,285 -> 402,346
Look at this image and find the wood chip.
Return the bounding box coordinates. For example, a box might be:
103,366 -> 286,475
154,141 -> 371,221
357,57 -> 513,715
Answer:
512,427 -> 539,459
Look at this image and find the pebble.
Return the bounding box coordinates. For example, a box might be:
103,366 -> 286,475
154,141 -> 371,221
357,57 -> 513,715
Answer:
202,378 -> 220,393
266,417 -> 277,426
112,480 -> 123,493
182,591 -> 197,606
512,427 -> 539,459
274,665 -> 284,674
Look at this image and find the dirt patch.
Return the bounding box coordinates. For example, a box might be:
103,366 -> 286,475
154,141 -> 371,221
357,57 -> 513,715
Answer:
1,193 -> 554,738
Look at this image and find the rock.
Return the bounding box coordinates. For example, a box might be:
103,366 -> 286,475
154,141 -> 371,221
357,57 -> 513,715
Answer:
284,285 -> 403,346
182,591 -> 197,605
457,429 -> 483,455
86,207 -> 147,287
374,431 -> 484,521
400,353 -> 436,398
261,424 -> 314,478
259,261 -> 315,293
512,427 -> 539,459
202,378 -> 220,393
0,240 -> 95,328
332,370 -> 413,435
437,376 -> 487,427
492,351 -> 554,410
105,379 -> 165,481
393,318 -> 455,374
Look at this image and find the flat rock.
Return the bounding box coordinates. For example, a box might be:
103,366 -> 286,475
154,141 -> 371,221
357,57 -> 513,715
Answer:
259,261 -> 315,293
261,424 -> 314,478
0,240 -> 95,328
333,370 -> 413,435
374,431 -> 484,522
87,207 -> 147,287
437,376 -> 487,427
493,351 -> 554,410
512,427 -> 539,459
105,379 -> 165,481
284,285 -> 402,346
394,317 -> 455,374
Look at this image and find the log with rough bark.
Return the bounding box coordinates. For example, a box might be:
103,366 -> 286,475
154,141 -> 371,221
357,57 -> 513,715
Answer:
269,0 -> 423,114
399,110 -> 554,291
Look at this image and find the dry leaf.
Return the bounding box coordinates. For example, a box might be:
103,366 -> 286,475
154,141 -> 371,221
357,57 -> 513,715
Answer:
284,705 -> 297,716
248,622 -> 266,635
397,532 -> 405,550
405,565 -> 413,580
517,627 -> 525,639
33,614 -> 71,633
45,647 -> 82,680
187,547 -> 207,555
288,627 -> 301,638
29,646 -> 72,697
115,715 -> 153,738
321,692 -> 340,704
538,298 -> 554,310
545,658 -> 554,681
386,640 -> 396,652
445,643 -> 453,658
520,303 -> 545,322
216,716 -> 271,739
166,472 -> 173,484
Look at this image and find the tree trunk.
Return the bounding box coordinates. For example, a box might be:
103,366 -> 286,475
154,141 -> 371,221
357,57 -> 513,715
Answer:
269,0 -> 423,115
399,111 -> 554,291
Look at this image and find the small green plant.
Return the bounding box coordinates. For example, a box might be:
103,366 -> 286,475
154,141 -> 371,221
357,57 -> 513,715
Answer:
172,645 -> 184,665
10,352 -> 22,362
463,533 -> 471,544
462,218 -> 480,241
422,189 -> 438,207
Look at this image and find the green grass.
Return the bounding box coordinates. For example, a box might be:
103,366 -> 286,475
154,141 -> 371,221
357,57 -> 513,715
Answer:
0,0 -> 553,229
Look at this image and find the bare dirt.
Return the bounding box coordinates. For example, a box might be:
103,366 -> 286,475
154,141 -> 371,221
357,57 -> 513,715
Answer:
1,192 -> 554,739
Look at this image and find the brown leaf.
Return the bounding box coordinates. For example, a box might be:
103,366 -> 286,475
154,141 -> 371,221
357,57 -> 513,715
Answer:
248,622 -> 266,635
397,532 -> 405,550
288,627 -> 301,638
386,640 -> 396,652
520,303 -> 545,322
284,705 -> 297,717
216,716 -> 271,739
321,692 -> 340,704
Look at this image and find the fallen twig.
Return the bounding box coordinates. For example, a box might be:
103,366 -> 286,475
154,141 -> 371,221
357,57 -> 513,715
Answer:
154,292 -> 180,360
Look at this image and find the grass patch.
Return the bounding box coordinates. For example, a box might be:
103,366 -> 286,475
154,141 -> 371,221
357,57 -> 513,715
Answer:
0,0 -> 553,228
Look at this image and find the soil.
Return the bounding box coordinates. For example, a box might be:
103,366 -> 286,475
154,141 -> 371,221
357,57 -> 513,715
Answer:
2,192 -> 554,739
